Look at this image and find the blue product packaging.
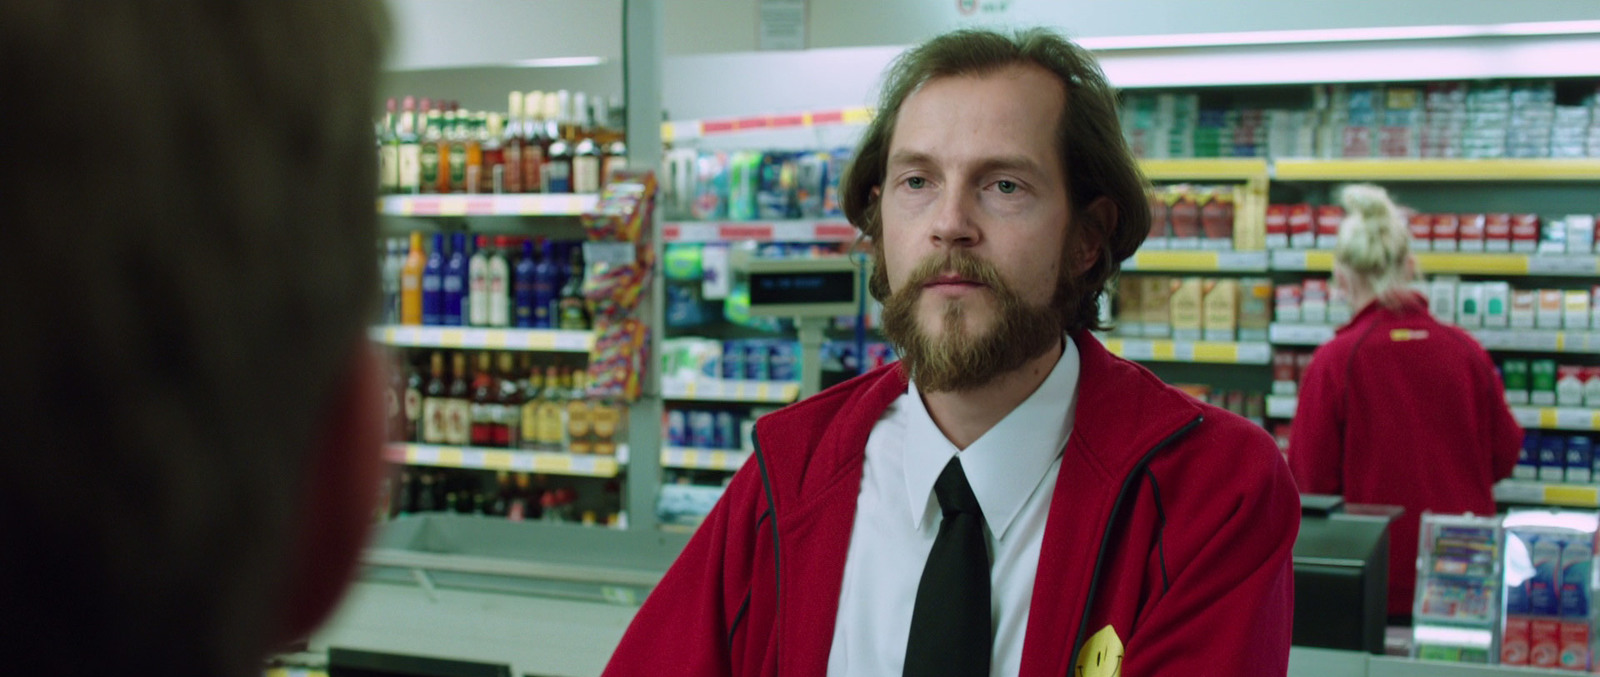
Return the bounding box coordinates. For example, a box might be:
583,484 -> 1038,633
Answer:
422,233 -> 446,325
1518,432 -> 1542,480
722,340 -> 745,380
769,341 -> 798,382
796,152 -> 828,219
744,340 -> 772,381
756,152 -> 797,220
1559,539 -> 1592,619
715,411 -> 738,450
1529,537 -> 1562,616
1567,436 -> 1594,483
822,148 -> 850,217
692,151 -> 729,220
666,410 -> 688,447
1538,436 -> 1567,482
665,285 -> 705,328
689,410 -> 717,448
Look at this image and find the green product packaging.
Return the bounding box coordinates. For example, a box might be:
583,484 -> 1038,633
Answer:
663,243 -> 703,281
1530,359 -> 1559,406
1503,359 -> 1530,405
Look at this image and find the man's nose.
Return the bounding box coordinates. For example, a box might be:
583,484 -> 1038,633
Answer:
929,188 -> 980,248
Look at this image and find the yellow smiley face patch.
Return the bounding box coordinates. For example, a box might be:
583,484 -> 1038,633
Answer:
1076,624 -> 1124,677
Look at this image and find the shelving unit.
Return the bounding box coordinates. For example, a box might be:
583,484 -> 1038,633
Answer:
1100,338 -> 1272,365
1269,323 -> 1600,353
1494,479 -> 1600,508
1266,399 -> 1600,431
660,447 -> 750,471
385,443 -> 625,478
659,376 -> 801,403
1272,158 -> 1600,182
1122,249 -> 1269,273
377,193 -> 598,217
1138,157 -> 1270,182
369,326 -> 595,352
660,219 -> 858,243
1270,250 -> 1600,276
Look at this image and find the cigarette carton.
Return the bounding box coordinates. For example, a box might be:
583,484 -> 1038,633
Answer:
1482,282 -> 1511,328
1432,214 -> 1460,252
1301,279 -> 1329,325
1456,282 -> 1484,328
1274,284 -> 1302,323
1503,359 -> 1530,405
1237,278 -> 1272,341
1457,213 -> 1486,252
1512,214 -> 1541,253
1430,277 -> 1459,323
1515,432 -> 1540,480
1585,367 -> 1600,408
1485,213 -> 1513,252
1409,213 -> 1435,251
1264,204 -> 1289,250
1532,359 -> 1559,406
1202,279 -> 1239,342
1564,290 -> 1590,330
1566,214 -> 1595,254
1537,289 -> 1565,330
1512,290 -> 1539,329
1566,438 -> 1595,485
1558,366 -> 1586,407
1315,205 -> 1344,250
1289,203 -> 1316,249
1141,276 -> 1171,338
1170,277 -> 1204,341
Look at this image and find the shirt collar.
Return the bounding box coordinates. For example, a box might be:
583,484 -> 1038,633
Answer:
902,334 -> 1081,540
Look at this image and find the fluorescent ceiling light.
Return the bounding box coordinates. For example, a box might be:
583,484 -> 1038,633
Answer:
1077,20 -> 1600,52
510,56 -> 607,68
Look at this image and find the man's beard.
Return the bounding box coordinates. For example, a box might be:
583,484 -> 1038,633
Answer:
877,248 -> 1063,393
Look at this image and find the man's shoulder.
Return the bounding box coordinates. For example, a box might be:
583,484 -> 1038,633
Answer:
1161,400 -> 1291,494
758,363 -> 904,439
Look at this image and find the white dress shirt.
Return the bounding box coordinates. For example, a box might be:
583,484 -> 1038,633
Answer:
825,336 -> 1081,677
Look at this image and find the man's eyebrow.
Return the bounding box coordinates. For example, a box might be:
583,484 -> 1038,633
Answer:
886,150 -> 1048,177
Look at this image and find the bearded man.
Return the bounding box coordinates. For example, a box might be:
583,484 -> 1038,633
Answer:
605,27 -> 1299,677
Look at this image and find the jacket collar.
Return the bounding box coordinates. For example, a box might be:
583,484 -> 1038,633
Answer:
1064,330 -> 1204,481
1339,291 -> 1429,334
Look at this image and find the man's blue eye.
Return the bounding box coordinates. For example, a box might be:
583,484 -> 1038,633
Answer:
996,180 -> 1018,194
907,177 -> 926,189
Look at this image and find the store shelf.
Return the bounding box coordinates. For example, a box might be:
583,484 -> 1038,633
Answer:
660,376 -> 801,403
1271,323 -> 1600,354
370,326 -> 595,353
1100,338 -> 1272,365
1495,479 -> 1600,508
1273,158 -> 1600,182
661,447 -> 751,472
1122,249 -> 1269,272
377,193 -> 598,217
1267,395 -> 1298,419
1138,158 -> 1269,182
1270,249 -> 1600,275
660,219 -> 859,243
385,443 -> 624,478
1512,407 -> 1600,431
661,106 -> 874,142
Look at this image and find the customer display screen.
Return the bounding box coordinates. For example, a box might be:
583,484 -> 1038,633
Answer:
749,270 -> 855,306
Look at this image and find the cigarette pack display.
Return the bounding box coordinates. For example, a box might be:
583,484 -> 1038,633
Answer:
1265,204 -> 1289,250
1315,205 -> 1343,250
1272,350 -> 1298,396
1302,279 -> 1329,325
1564,291 -> 1590,331
1586,368 -> 1600,408
1559,367 -> 1588,408
1146,190 -> 1170,249
1482,282 -> 1512,329
1168,190 -> 1201,250
1410,213 -> 1435,251
1485,214 -> 1513,252
1567,215 -> 1596,255
1430,277 -> 1459,324
1567,437 -> 1595,484
1413,514 -> 1502,664
1539,436 -> 1567,481
1532,360 -> 1559,407
1238,278 -> 1272,341
1289,203 -> 1316,249
1274,284 -> 1302,323
1433,214 -> 1461,252
1202,279 -> 1239,342
1512,291 -> 1539,329
1503,359 -> 1530,405
1457,283 -> 1485,328
1541,219 -> 1569,255
1199,188 -> 1235,251
1141,276 -> 1171,338
1512,215 -> 1542,253
1170,277 -> 1205,341
1114,278 -> 1143,337
1516,433 -> 1540,480
1458,214 -> 1486,252
1593,287 -> 1600,331
1538,290 -> 1566,330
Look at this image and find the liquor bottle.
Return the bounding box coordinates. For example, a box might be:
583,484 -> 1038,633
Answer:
381,238 -> 403,324
503,93 -> 524,194
404,355 -> 424,442
603,135 -> 628,187
534,243 -> 560,329
443,232 -> 468,326
495,352 -> 521,447
558,245 -> 590,330
397,95 -> 422,194
468,235 -> 490,327
523,91 -> 545,193
447,110 -> 468,194
536,365 -> 566,448
590,394 -> 621,457
470,352 -> 497,447
387,353 -> 406,441
542,93 -> 573,193
447,352 -> 472,445
416,472 -> 437,512
400,231 -> 426,325
513,239 -> 537,328
421,351 -> 447,444
565,368 -> 592,454
572,94 -> 602,195
482,113 -> 505,194
420,103 -> 443,194
464,112 -> 484,194
507,472 -> 531,521
422,232 -> 445,326
519,362 -> 544,450
487,236 -> 511,328
379,97 -> 399,194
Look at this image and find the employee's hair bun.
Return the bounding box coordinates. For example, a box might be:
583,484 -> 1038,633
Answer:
1339,183 -> 1397,223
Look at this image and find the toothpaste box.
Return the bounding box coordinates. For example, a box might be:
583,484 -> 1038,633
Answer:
1264,204 -> 1289,250
1515,432 -> 1541,479
1457,213 -> 1486,252
1532,359 -> 1559,406
1538,289 -> 1566,330
1512,214 -> 1541,253
1503,359 -> 1530,405
1456,282 -> 1485,328
1512,290 -> 1539,329
1563,290 -> 1590,330
1289,203 -> 1316,249
1531,618 -> 1560,668
1558,366 -> 1587,407
1482,282 -> 1512,328
1503,616 -> 1531,665
1409,213 -> 1435,251
1274,284 -> 1302,323
1301,279 -> 1329,325
1315,205 -> 1344,250
1432,214 -> 1460,251
1485,213 -> 1513,252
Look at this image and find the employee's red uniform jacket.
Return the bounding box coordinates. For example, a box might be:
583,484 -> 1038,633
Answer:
1289,295 -> 1521,616
606,332 -> 1300,676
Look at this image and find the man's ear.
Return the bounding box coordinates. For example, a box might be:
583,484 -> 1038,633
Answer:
274,341 -> 388,645
1074,196 -> 1119,275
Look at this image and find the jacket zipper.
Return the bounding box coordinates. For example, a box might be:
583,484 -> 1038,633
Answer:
1065,414 -> 1202,675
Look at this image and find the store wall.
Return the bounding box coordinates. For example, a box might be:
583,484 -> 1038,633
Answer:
384,0 -> 622,71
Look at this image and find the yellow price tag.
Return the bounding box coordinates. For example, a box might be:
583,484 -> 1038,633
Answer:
483,451 -> 513,470
1540,409 -> 1560,428
1151,341 -> 1177,361
439,329 -> 465,347
1545,485 -> 1599,508
756,383 -> 771,399
437,448 -> 464,467
683,450 -> 700,467
1191,342 -> 1237,363
711,452 -> 729,469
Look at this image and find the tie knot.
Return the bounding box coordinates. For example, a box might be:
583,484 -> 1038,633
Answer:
933,457 -> 983,518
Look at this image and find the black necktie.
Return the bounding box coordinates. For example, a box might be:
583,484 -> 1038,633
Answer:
904,456 -> 991,677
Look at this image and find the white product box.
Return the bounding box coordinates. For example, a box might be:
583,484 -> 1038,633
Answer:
1430,277 -> 1459,324
1567,214 -> 1596,254
1537,289 -> 1566,329
1558,366 -> 1587,407
1511,290 -> 1539,329
1482,282 -> 1512,328
1586,368 -> 1600,408
1456,283 -> 1484,328
1565,290 -> 1591,330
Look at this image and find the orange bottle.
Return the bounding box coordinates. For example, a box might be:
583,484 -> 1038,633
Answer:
400,231 -> 427,325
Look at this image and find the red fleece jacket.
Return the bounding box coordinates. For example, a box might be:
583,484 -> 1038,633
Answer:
606,331 -> 1300,676
1289,296 -> 1521,616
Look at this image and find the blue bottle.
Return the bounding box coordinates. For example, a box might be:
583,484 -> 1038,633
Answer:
514,240 -> 537,328
532,240 -> 558,329
443,232 -> 468,326
421,233 -> 446,325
